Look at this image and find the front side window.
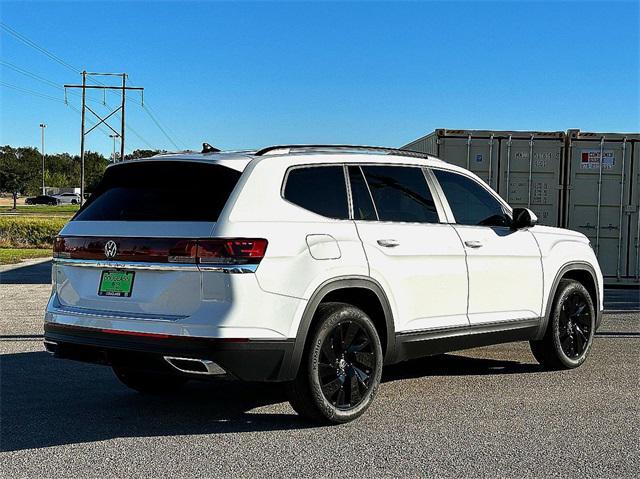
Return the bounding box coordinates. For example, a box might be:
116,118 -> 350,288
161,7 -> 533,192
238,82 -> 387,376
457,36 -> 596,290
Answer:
433,169 -> 510,227
283,166 -> 349,219
360,165 -> 439,223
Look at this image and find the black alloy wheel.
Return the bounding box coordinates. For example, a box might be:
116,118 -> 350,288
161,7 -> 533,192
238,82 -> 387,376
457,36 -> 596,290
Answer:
557,291 -> 592,359
286,302 -> 383,424
317,320 -> 377,410
530,279 -> 596,369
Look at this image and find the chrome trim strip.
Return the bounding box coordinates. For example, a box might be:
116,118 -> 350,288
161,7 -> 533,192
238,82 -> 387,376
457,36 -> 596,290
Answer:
397,317 -> 541,337
53,258 -> 258,273
51,299 -> 186,322
53,258 -> 199,271
198,264 -> 258,273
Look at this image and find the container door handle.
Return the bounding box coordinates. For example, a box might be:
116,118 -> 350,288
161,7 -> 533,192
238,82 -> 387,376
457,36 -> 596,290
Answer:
464,240 -> 483,249
377,239 -> 400,248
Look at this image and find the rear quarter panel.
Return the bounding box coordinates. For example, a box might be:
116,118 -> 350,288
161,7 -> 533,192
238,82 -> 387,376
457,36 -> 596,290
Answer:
214,157 -> 370,338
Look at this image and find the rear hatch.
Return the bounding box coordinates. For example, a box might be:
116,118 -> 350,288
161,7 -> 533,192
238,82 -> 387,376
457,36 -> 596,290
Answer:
53,160 -> 243,318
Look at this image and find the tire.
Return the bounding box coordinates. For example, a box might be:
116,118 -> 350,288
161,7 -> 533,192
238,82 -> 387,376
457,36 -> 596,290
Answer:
530,279 -> 596,369
112,365 -> 187,394
286,302 -> 383,424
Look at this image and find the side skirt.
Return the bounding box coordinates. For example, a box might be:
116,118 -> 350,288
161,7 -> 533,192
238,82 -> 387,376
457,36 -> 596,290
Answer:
392,318 -> 541,364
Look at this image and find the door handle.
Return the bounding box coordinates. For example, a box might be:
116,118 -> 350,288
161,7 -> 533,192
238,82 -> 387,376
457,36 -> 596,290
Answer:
464,240 -> 483,249
377,239 -> 400,248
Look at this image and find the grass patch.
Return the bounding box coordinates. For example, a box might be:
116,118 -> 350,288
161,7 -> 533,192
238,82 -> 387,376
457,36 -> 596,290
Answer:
0,205 -> 79,217
0,248 -> 52,265
0,216 -> 68,248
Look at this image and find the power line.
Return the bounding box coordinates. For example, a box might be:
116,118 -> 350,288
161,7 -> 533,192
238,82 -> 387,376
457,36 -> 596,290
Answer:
1,22 -> 185,151
0,80 -> 118,141
0,81 -> 66,103
141,104 -> 180,150
0,22 -> 79,74
0,60 -> 61,89
0,60 -> 103,105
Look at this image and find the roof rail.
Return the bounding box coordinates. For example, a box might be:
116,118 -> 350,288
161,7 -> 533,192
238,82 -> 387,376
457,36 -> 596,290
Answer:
254,144 -> 431,159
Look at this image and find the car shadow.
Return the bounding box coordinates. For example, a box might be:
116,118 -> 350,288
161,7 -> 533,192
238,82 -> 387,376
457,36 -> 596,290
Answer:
382,352 -> 542,382
0,260 -> 51,285
0,349 -> 540,452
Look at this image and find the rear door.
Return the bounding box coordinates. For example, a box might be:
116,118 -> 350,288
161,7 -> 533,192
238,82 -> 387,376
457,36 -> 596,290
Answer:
349,164 -> 469,332
432,168 -> 543,325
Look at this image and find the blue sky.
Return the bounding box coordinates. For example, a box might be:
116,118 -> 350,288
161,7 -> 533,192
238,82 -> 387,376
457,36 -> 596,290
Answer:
1,1 -> 638,156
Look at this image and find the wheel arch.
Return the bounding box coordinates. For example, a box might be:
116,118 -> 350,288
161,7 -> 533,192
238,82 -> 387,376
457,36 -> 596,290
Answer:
284,276 -> 396,380
535,262 -> 602,339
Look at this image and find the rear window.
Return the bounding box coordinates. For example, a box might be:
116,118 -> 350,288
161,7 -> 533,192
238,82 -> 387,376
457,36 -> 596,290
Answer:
283,166 -> 349,219
74,161 -> 241,221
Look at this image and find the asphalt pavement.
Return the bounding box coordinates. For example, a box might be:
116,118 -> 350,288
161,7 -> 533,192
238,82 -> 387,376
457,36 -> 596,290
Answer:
1,259 -> 638,478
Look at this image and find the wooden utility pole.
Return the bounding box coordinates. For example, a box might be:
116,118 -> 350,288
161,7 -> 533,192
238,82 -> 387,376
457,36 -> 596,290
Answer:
64,72 -> 143,204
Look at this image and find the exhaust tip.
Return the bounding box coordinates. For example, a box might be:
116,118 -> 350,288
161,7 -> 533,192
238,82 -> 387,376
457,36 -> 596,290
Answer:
164,356 -> 226,376
43,340 -> 58,354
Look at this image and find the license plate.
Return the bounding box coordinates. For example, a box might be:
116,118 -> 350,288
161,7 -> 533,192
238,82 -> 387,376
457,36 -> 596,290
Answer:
98,270 -> 135,297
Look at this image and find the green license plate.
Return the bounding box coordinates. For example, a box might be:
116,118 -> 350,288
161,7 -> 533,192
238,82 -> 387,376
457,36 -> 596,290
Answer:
98,270 -> 135,297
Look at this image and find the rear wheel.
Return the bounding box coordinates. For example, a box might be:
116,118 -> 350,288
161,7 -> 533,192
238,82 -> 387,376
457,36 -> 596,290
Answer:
530,279 -> 595,369
286,302 -> 383,424
112,365 -> 187,394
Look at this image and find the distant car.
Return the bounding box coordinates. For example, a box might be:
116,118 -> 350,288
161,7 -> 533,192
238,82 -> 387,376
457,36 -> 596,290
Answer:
53,193 -> 81,205
25,195 -> 60,205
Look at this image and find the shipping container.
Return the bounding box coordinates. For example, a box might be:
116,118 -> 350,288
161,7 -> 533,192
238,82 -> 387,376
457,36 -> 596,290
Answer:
403,129 -> 565,227
565,130 -> 640,283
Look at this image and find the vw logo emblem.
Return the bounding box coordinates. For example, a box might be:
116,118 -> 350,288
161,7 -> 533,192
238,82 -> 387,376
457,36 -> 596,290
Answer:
104,240 -> 118,259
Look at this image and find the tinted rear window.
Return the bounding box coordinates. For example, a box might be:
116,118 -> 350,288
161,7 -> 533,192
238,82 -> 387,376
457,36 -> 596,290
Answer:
74,161 -> 241,221
283,166 -> 349,219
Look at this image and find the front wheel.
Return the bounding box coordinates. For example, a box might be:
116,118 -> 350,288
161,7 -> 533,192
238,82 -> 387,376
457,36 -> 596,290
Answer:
286,302 -> 383,424
530,279 -> 595,369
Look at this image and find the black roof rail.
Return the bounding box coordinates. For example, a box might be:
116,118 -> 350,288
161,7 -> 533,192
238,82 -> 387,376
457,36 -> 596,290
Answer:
253,144 -> 431,159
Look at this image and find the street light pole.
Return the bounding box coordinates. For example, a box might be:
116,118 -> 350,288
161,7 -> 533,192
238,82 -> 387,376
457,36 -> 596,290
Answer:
39,123 -> 47,195
109,134 -> 119,162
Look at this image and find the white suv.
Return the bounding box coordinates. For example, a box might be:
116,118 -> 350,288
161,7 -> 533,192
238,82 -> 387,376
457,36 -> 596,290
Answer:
45,145 -> 603,423
53,193 -> 81,204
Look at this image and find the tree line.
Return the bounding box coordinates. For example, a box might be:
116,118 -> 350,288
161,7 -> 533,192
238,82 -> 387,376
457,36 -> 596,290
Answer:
0,146 -> 165,208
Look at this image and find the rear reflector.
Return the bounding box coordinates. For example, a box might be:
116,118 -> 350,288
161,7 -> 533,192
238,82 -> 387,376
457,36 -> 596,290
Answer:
54,237 -> 267,265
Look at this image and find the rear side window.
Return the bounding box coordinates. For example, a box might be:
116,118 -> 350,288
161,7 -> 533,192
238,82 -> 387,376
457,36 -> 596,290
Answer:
433,169 -> 509,226
360,165 -> 439,223
283,166 -> 349,219
348,166 -> 377,220
74,162 -> 241,221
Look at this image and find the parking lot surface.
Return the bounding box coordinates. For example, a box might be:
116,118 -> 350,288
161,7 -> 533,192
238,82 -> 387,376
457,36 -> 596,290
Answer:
1,260 -> 638,478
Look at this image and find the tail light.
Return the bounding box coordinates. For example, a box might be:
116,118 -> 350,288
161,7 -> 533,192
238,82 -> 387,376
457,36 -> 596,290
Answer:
53,236 -> 267,265
198,239 -> 268,264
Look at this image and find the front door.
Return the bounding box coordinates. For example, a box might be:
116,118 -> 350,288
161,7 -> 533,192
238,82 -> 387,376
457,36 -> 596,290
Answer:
432,168 -> 543,325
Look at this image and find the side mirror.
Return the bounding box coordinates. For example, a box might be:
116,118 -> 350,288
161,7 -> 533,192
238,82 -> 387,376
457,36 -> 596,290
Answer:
511,207 -> 538,229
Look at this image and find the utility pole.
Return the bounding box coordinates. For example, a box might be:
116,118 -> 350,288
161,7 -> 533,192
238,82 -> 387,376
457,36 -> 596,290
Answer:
109,133 -> 119,162
64,72 -> 143,204
39,123 -> 46,194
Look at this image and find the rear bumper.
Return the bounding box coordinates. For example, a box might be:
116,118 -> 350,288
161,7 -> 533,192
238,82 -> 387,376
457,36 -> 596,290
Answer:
44,323 -> 295,382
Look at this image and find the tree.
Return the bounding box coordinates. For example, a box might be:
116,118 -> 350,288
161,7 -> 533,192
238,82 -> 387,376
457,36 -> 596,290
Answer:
0,146 -> 38,209
124,149 -> 166,160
